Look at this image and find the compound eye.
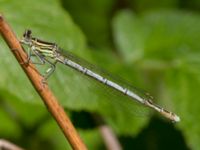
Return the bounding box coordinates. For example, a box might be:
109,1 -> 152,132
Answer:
23,29 -> 32,38
27,30 -> 32,36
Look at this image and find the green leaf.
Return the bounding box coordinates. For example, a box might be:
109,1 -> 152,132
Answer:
0,0 -> 86,104
113,9 -> 200,150
61,0 -> 115,47
0,0 -> 149,139
113,10 -> 200,63
128,0 -> 179,12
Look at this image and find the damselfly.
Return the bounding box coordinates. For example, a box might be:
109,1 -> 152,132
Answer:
20,30 -> 180,122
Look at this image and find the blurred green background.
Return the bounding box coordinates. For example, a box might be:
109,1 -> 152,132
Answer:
0,0 -> 200,149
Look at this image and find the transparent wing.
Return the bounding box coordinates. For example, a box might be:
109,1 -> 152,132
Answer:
57,48 -> 154,117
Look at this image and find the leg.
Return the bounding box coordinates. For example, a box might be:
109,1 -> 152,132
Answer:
24,46 -> 45,65
41,58 -> 58,83
25,46 -> 58,84
30,47 -> 46,65
18,46 -> 33,65
26,46 -> 32,64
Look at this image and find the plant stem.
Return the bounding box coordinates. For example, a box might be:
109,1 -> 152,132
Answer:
0,14 -> 87,150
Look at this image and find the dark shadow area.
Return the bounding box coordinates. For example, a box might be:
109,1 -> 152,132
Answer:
71,111 -> 189,150
179,0 -> 200,12
71,111 -> 97,129
119,116 -> 190,150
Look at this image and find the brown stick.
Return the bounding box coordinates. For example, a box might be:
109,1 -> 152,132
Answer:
0,14 -> 87,150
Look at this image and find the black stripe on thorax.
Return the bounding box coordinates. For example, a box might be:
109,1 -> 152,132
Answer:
31,38 -> 57,51
32,37 -> 56,45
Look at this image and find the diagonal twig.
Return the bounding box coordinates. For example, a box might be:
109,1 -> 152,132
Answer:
0,14 -> 87,150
